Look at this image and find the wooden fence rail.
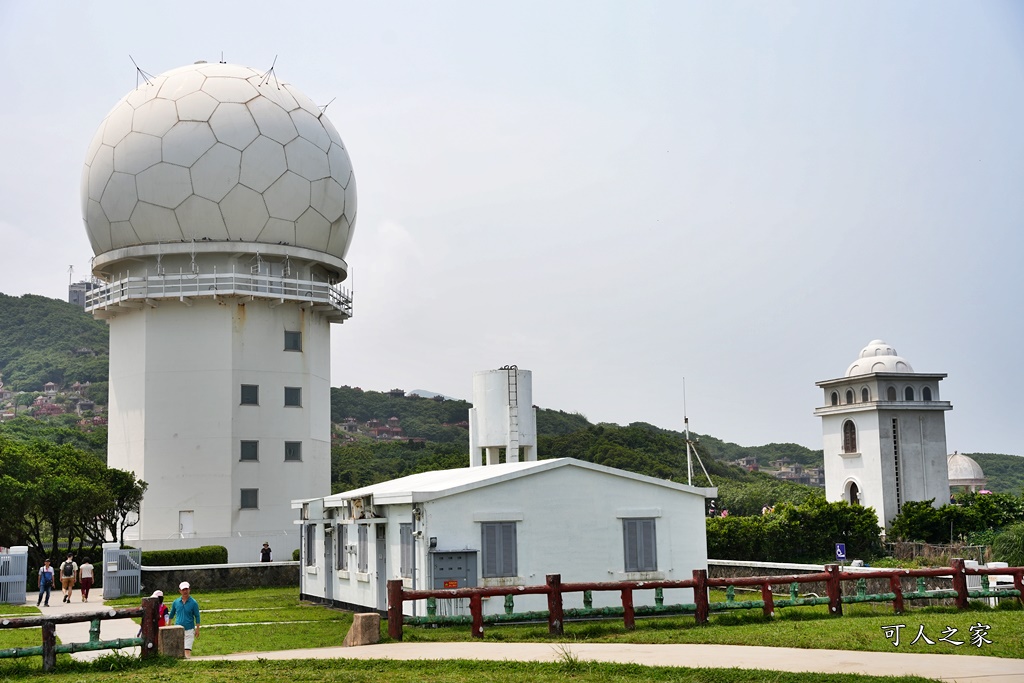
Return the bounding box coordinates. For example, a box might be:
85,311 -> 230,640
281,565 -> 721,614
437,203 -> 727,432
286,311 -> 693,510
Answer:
0,597 -> 160,671
386,559 -> 1024,641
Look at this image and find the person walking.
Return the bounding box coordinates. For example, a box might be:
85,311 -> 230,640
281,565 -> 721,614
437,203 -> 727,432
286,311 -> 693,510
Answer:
260,542 -> 272,562
167,581 -> 200,657
36,559 -> 54,607
79,558 -> 95,602
58,553 -> 78,603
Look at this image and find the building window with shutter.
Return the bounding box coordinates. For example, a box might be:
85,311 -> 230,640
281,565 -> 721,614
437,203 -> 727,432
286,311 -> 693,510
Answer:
622,518 -> 657,572
336,524 -> 348,571
400,523 -> 413,578
481,521 -> 517,578
357,525 -> 369,573
843,420 -> 857,454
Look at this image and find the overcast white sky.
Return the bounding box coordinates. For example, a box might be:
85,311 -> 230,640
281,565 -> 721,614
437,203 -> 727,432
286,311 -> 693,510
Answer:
1,2 -> 1022,455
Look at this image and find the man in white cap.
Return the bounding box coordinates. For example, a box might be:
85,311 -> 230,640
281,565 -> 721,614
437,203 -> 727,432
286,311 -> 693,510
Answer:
167,581 -> 200,657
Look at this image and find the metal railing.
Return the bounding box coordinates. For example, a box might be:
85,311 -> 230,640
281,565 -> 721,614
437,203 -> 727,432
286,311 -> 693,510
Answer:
85,271 -> 353,319
386,559 -> 1024,640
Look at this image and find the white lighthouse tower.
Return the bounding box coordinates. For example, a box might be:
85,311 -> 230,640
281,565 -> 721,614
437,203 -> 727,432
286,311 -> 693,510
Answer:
80,62 -> 357,559
814,340 -> 951,531
468,366 -> 537,466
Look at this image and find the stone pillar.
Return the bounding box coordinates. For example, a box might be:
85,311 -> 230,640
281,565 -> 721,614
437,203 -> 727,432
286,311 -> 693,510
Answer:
159,625 -> 186,658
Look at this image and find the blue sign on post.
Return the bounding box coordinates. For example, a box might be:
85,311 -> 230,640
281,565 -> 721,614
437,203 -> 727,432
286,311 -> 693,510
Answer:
835,543 -> 847,561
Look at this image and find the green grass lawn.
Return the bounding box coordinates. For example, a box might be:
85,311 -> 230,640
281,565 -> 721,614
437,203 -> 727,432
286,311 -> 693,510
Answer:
0,655 -> 945,683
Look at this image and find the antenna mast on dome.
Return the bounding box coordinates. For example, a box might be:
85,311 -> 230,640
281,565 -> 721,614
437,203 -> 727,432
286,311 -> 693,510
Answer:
129,55 -> 155,88
258,56 -> 281,89
683,378 -> 714,488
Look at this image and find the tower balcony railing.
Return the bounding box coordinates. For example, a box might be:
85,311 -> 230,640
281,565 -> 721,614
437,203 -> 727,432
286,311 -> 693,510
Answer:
85,270 -> 353,321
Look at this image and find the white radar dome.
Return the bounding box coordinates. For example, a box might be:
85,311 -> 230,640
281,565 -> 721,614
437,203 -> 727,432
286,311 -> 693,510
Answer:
81,62 -> 356,260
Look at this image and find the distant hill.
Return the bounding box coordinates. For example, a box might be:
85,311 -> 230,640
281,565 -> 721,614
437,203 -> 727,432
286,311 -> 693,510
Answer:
0,293 -> 109,391
966,453 -> 1024,495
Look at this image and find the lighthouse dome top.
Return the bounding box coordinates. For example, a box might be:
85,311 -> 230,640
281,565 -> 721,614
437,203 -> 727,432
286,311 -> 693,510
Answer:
845,339 -> 914,376
81,62 -> 356,261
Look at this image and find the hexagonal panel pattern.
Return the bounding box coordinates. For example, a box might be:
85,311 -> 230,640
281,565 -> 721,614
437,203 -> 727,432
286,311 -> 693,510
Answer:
81,62 -> 357,259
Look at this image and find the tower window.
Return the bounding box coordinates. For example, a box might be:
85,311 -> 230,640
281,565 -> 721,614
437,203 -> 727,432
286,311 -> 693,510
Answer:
241,384 -> 259,405
845,389 -> 853,405
848,481 -> 860,505
842,420 -> 857,454
284,441 -> 302,461
830,391 -> 839,406
240,440 -> 259,461
240,488 -> 259,509
861,388 -> 869,402
904,386 -> 915,401
284,330 -> 302,351
887,386 -> 897,401
922,386 -> 932,401
284,387 -> 302,407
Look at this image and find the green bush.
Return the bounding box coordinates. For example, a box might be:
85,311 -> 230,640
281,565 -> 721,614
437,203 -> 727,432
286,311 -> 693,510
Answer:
141,545 -> 228,566
888,493 -> 1024,543
292,548 -> 300,561
992,522 -> 1024,566
707,498 -> 882,563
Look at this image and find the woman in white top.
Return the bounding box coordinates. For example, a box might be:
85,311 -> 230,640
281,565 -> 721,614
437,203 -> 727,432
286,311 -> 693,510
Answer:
79,559 -> 95,602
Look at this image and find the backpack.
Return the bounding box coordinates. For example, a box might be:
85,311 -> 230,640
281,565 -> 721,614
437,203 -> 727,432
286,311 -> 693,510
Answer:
62,562 -> 74,578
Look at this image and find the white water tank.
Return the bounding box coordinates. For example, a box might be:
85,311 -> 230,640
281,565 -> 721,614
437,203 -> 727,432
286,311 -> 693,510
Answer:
468,367 -> 537,466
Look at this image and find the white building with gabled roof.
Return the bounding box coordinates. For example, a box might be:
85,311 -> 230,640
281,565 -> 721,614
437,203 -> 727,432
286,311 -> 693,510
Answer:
295,457 -> 715,614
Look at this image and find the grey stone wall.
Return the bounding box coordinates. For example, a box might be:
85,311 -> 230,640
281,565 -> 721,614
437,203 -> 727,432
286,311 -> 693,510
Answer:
141,562 -> 299,593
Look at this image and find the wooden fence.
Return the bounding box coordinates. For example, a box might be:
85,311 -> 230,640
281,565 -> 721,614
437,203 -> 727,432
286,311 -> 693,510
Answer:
0,596 -> 160,671
386,559 -> 1024,640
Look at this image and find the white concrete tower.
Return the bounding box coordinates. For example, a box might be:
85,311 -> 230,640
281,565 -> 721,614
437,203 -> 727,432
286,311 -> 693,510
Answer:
80,62 -> 357,559
468,366 -> 537,466
814,340 -> 951,531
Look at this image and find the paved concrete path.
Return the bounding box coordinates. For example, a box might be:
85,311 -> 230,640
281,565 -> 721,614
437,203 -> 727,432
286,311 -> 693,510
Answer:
10,596 -> 1024,681
198,641 -> 1024,682
13,588 -> 144,661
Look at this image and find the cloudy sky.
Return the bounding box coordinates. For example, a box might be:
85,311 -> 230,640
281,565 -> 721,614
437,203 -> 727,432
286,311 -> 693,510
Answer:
1,2 -> 1022,455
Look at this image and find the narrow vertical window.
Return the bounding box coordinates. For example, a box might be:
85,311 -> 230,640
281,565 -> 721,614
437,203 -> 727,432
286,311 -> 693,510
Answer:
830,391 -> 839,406
481,522 -> 517,578
357,525 -> 369,573
842,420 -> 857,454
861,388 -> 869,402
922,387 -> 932,401
304,523 -> 315,567
284,387 -> 302,407
241,384 -> 259,405
887,386 -> 897,401
400,523 -> 413,578
623,518 -> 657,572
904,386 -> 915,401
336,525 -> 348,571
241,488 -> 259,509
845,389 -> 853,405
284,330 -> 302,351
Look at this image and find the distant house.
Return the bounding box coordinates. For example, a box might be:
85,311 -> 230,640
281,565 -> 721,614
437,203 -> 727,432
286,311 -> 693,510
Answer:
296,458 -> 715,615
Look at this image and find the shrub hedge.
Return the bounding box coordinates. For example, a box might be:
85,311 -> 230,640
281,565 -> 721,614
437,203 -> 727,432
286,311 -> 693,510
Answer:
140,545 -> 228,566
706,498 -> 883,563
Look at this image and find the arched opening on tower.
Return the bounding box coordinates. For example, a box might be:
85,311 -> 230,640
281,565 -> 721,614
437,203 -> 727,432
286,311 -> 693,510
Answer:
845,389 -> 854,404
842,420 -> 857,454
922,386 -> 932,401
847,481 -> 860,505
904,386 -> 915,401
887,386 -> 897,401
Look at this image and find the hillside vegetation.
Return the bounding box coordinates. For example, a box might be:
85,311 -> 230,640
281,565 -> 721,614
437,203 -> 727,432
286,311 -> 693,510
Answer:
0,293 -> 109,391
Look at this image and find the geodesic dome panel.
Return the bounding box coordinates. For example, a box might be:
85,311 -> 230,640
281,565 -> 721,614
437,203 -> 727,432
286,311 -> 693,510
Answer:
82,62 -> 357,259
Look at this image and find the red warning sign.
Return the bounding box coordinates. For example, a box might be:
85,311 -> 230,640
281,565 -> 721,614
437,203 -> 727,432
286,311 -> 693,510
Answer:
443,580 -> 458,588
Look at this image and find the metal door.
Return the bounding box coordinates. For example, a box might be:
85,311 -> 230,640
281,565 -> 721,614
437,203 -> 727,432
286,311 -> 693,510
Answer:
0,549 -> 28,604
179,510 -> 194,537
375,525 -> 387,610
324,525 -> 334,603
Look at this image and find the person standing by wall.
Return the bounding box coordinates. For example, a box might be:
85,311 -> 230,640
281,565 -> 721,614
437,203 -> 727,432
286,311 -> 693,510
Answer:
167,581 -> 200,657
78,558 -> 95,602
260,542 -> 272,562
36,559 -> 54,607
58,554 -> 78,603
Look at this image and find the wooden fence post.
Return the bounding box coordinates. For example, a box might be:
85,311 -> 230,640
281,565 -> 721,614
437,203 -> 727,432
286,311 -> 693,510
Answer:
546,574 -> 564,635
1014,569 -> 1024,607
41,621 -> 56,672
140,596 -> 159,659
761,582 -> 774,618
621,588 -> 635,630
693,569 -> 709,625
950,558 -> 969,609
470,593 -> 484,638
825,564 -> 843,616
889,575 -> 904,614
386,580 -> 404,640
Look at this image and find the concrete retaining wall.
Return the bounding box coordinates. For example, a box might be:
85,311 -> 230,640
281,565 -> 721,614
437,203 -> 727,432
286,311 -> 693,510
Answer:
141,561 -> 299,593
